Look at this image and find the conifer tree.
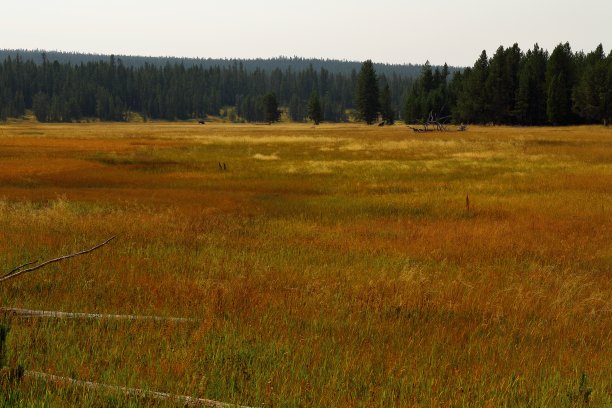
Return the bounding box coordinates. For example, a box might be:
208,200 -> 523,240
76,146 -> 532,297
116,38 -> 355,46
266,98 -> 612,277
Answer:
454,51 -> 489,123
355,60 -> 380,124
486,44 -> 521,123
32,92 -> 50,122
288,94 -> 304,122
263,92 -> 280,123
379,83 -> 395,124
546,43 -> 576,125
607,51 -> 612,125
405,61 -> 452,124
547,73 -> 568,125
307,91 -> 322,124
515,44 -> 548,125
573,44 -> 609,124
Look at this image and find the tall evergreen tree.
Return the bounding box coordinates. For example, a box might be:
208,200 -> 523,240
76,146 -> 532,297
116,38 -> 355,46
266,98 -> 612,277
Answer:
607,51 -> 612,125
403,61 -> 452,124
307,91 -> 322,124
454,50 -> 489,123
485,44 -> 521,123
547,73 -> 568,125
288,94 -> 304,122
263,92 -> 280,123
355,60 -> 380,124
546,43 -> 576,125
404,62 -> 430,123
32,92 -> 50,122
515,44 -> 548,125
379,83 -> 395,124
573,44 -> 610,124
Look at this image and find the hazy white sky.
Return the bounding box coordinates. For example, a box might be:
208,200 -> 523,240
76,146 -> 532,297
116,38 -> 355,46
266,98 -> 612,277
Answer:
2,0 -> 610,66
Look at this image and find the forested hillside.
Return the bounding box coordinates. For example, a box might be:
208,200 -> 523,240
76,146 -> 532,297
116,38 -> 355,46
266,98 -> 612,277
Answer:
0,49 -> 430,77
0,43 -> 610,125
0,52 -> 414,122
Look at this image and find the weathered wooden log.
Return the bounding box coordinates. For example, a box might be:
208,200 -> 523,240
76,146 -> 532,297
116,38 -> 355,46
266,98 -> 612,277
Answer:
0,307 -> 198,323
1,369 -> 254,407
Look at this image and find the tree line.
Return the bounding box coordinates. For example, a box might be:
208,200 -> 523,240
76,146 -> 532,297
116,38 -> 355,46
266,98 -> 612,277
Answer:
0,43 -> 610,125
0,53 -> 412,123
404,43 -> 612,126
0,49 -> 432,78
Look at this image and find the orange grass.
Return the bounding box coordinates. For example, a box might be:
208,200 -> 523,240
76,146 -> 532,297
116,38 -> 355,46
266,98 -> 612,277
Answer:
0,122 -> 611,406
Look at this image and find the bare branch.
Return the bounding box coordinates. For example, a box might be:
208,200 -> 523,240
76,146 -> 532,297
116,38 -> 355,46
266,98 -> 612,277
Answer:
0,236 -> 117,284
407,109 -> 458,133
3,260 -> 40,278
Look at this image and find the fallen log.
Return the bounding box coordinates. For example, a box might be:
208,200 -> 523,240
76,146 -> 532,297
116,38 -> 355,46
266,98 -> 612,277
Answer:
0,307 -> 197,323
2,368 -> 254,407
407,126 -> 435,133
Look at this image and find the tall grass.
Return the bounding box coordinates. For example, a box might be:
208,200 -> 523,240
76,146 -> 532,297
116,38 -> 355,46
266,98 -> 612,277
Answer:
0,122 -> 610,406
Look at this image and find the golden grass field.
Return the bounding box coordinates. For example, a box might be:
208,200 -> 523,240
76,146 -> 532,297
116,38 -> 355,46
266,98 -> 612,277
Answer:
0,122 -> 610,406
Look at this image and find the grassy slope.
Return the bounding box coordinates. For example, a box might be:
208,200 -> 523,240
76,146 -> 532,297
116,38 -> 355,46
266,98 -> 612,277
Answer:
0,123 -> 610,406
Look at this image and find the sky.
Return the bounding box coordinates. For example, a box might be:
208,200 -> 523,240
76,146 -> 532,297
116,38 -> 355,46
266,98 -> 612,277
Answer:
2,0 -> 610,66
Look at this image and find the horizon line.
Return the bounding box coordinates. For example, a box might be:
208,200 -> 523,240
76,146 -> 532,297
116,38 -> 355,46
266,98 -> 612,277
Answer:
0,47 -> 460,68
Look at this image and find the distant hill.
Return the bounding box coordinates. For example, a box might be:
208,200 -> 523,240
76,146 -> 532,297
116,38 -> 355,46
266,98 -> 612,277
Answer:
0,49 -> 459,78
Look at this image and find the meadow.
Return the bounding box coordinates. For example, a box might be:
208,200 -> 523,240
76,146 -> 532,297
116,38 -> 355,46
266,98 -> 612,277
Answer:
0,122 -> 610,406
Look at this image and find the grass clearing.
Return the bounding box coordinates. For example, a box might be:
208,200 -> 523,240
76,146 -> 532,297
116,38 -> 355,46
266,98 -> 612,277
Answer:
0,122 -> 610,406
